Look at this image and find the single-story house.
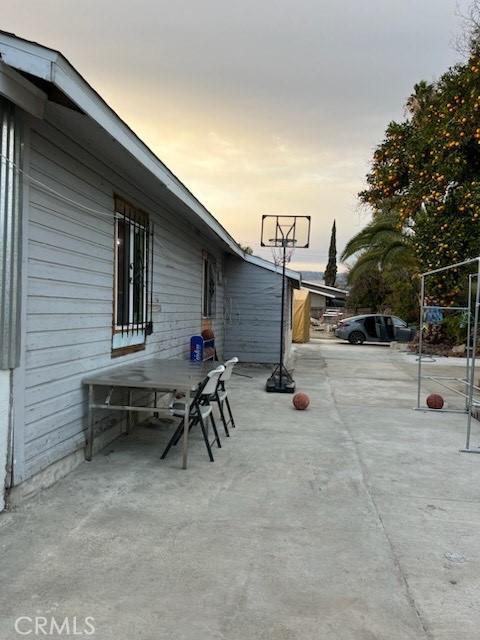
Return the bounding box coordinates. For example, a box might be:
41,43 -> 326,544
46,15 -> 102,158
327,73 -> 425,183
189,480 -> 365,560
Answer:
224,254 -> 299,363
301,280 -> 347,318
0,31 -> 300,508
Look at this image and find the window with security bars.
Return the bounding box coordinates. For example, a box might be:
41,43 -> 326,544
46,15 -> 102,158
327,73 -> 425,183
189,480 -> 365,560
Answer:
113,196 -> 153,352
202,252 -> 216,318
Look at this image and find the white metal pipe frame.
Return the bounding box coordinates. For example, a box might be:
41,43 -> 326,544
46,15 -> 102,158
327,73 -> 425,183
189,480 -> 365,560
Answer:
416,256 -> 480,453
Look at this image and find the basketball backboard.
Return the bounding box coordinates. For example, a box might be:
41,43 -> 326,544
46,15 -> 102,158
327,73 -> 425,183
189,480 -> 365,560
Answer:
260,215 -> 311,248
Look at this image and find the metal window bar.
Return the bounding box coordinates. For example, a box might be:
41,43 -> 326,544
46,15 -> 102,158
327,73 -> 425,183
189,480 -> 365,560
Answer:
145,219 -> 150,336
115,200 -> 153,338
132,213 -> 139,334
121,208 -> 129,336
134,216 -> 137,333
126,211 -> 131,335
148,222 -> 154,334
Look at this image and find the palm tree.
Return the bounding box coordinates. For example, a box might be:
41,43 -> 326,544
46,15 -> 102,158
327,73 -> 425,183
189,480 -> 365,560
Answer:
341,212 -> 416,284
405,80 -> 435,118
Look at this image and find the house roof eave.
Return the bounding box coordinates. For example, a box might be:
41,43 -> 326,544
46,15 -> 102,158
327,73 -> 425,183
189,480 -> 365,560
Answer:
0,30 -> 304,282
0,30 -> 245,258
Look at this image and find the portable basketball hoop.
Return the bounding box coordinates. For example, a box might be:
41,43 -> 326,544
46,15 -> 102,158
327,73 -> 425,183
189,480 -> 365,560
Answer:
260,215 -> 311,393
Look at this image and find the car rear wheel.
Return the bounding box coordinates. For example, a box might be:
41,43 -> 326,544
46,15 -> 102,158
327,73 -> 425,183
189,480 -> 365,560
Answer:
348,331 -> 365,345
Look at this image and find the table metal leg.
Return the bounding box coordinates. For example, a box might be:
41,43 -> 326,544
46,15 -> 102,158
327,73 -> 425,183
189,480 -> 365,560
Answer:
126,389 -> 132,434
182,387 -> 190,469
86,384 -> 94,461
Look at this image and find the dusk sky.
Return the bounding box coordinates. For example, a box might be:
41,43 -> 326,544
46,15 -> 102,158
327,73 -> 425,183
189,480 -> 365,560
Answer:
2,0 -> 473,271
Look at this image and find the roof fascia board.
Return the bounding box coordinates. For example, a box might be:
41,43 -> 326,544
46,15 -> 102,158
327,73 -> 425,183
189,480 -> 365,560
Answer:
0,60 -> 46,118
0,39 -> 54,81
302,287 -> 335,298
0,31 -> 244,257
53,58 -> 244,256
0,35 -> 308,285
243,253 -> 301,282
302,280 -> 347,295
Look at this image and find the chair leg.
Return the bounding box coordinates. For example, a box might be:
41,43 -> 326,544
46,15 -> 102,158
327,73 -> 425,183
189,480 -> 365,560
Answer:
162,417 -> 196,458
225,396 -> 236,428
210,412 -> 221,448
198,413 -> 214,461
216,394 -> 230,437
161,421 -> 184,459
173,417 -> 195,446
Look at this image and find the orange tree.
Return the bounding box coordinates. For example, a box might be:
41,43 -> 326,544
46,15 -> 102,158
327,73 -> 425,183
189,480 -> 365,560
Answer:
359,39 -> 480,306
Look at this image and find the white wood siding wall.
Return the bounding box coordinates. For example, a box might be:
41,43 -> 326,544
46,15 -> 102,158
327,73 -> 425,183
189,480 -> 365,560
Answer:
224,257 -> 293,364
310,292 -> 327,316
20,115 -> 225,482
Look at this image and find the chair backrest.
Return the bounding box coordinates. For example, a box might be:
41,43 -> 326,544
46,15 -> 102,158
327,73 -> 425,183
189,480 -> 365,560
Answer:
201,365 -> 225,396
220,357 -> 238,383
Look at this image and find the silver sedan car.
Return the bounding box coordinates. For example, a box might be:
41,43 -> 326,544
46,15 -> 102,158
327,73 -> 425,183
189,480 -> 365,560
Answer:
335,314 -> 415,345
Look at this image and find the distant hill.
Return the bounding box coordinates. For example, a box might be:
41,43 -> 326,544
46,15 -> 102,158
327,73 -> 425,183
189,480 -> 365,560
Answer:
301,271 -> 349,289
335,273 -> 349,288
301,271 -> 324,282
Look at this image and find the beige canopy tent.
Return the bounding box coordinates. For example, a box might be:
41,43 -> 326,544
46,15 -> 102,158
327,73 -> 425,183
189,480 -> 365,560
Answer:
292,289 -> 311,343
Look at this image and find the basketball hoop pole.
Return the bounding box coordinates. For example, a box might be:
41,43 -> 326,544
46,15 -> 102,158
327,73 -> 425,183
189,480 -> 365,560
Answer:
279,239 -> 286,388
267,220 -> 296,393
260,214 -> 311,393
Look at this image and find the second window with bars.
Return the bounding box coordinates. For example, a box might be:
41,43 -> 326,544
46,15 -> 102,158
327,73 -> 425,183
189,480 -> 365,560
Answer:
113,196 -> 152,351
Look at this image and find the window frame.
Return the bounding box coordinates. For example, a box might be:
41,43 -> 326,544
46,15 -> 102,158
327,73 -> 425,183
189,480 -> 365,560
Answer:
113,213 -> 148,332
112,196 -> 151,355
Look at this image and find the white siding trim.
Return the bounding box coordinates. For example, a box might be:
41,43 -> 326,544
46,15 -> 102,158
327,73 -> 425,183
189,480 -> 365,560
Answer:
11,115 -> 30,484
0,370 -> 10,510
0,60 -> 46,118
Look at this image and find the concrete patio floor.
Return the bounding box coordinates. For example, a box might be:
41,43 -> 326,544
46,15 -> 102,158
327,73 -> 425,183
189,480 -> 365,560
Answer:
1,338 -> 480,639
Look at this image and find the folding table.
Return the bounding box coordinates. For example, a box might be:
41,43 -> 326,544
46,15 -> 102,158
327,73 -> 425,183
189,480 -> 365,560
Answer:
82,359 -> 218,469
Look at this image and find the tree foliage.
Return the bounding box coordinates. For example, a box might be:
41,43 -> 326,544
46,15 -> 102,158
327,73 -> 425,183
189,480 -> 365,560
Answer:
341,212 -> 415,277
341,211 -> 419,320
324,220 -> 337,286
347,267 -> 388,312
354,23 -> 480,308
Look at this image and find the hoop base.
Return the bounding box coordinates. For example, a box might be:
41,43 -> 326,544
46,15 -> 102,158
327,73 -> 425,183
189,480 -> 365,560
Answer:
266,364 -> 295,393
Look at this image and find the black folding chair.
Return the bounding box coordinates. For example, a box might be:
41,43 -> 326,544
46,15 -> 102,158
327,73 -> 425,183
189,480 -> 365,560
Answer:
161,365 -> 225,462
211,357 -> 238,436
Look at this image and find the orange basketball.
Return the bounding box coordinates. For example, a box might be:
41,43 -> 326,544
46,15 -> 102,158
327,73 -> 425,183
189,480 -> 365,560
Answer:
426,393 -> 444,409
201,328 -> 215,340
293,392 -> 310,410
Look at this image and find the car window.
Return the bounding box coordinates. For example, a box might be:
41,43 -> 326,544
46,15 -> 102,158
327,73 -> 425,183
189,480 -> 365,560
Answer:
364,316 -> 376,334
392,317 -> 407,328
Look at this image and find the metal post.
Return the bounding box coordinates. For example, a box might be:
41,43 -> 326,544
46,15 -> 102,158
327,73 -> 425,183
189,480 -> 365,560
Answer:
182,387 -> 190,470
86,384 -> 94,461
465,275 -> 473,410
279,240 -> 287,388
416,275 -> 425,409
126,389 -> 132,434
465,259 -> 480,450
